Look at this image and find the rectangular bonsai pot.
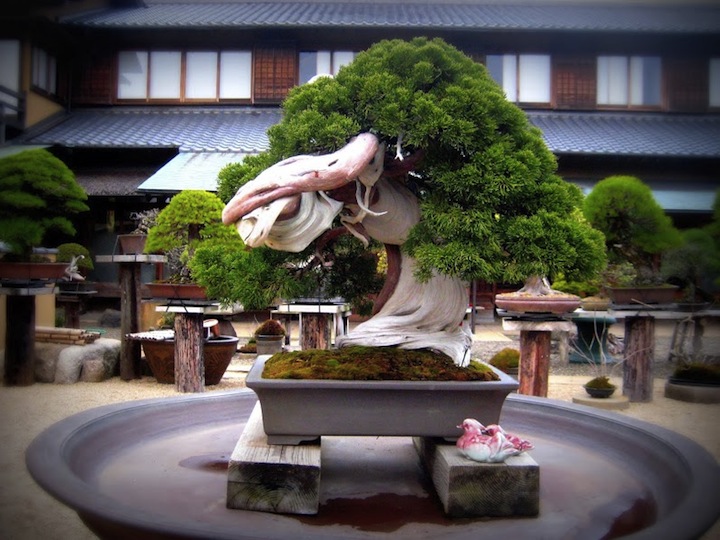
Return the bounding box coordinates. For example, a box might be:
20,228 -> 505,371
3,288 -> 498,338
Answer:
246,355 -> 519,445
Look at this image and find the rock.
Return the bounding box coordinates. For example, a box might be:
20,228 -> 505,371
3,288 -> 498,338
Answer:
34,343 -> 68,383
100,309 -> 121,327
54,338 -> 121,384
80,359 -> 107,383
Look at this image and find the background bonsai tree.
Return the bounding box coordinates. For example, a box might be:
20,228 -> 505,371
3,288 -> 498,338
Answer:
56,242 -> 94,278
218,37 -> 606,362
661,229 -> 719,304
145,190 -> 241,282
0,149 -> 88,259
583,175 -> 682,285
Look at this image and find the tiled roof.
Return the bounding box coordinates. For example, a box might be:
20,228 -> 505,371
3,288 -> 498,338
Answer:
527,111 -> 720,158
23,107 -> 278,152
21,106 -> 720,159
75,167 -> 158,196
60,2 -> 720,33
137,151 -> 250,192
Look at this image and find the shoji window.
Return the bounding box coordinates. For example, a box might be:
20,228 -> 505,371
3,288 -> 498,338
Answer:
298,51 -> 356,84
597,56 -> 662,107
118,50 -> 252,102
710,58 -> 720,108
486,54 -> 551,103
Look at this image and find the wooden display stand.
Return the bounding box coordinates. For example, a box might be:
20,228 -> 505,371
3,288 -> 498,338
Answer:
502,318 -> 574,397
1,285 -> 54,386
96,254 -> 165,380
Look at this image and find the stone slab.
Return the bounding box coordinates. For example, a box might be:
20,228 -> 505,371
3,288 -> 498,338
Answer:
413,437 -> 539,518
227,402 -> 321,515
572,393 -> 630,410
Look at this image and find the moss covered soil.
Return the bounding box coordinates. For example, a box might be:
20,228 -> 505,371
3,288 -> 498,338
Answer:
261,346 -> 499,381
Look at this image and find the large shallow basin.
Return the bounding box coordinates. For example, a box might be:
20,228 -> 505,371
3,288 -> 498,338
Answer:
26,390 -> 719,539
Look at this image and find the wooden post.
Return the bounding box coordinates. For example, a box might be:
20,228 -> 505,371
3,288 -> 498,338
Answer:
519,330 -> 551,397
301,313 -> 330,350
119,262 -> 142,380
174,311 -> 205,392
4,295 -> 35,386
502,319 -> 574,398
623,315 -> 654,402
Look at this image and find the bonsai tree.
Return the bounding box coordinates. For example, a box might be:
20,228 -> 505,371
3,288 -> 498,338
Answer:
583,175 -> 682,285
218,37 -> 606,362
254,319 -> 286,338
0,149 -> 88,259
56,242 -> 94,281
145,190 -> 241,282
661,228 -> 719,303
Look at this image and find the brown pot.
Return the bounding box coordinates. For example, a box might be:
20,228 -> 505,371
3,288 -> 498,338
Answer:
117,234 -> 147,255
494,294 -> 581,314
147,282 -> 208,300
0,262 -> 68,281
141,336 -> 238,385
606,286 -> 678,305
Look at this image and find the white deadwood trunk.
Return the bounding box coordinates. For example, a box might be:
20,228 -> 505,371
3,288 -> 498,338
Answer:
222,133 -> 472,364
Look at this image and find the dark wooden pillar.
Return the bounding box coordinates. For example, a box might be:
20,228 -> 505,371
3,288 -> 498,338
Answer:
174,312 -> 205,393
518,330 -> 551,397
4,295 -> 35,386
301,313 -> 330,350
119,262 -> 142,380
623,315 -> 655,402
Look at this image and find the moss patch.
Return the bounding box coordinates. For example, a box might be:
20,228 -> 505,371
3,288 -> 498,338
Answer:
262,346 -> 499,381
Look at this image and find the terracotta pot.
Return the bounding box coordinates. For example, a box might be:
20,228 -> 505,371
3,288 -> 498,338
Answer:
246,356 -> 518,445
606,286 -> 678,305
117,234 -> 147,255
0,261 -> 67,282
141,336 -> 238,385
494,294 -> 581,314
147,282 -> 208,300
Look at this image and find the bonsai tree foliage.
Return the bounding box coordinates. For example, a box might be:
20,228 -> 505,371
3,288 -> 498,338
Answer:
219,37 -> 606,363
254,319 -> 286,337
583,175 -> 682,285
145,190 -> 242,282
661,228 -> 719,302
0,149 -> 88,259
56,242 -> 94,274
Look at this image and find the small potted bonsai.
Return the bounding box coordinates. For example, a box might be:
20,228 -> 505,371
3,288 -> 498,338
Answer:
254,319 -> 286,356
117,208 -> 159,255
583,375 -> 617,399
583,175 -> 683,306
0,149 -> 89,282
144,190 -> 241,299
661,228 -> 718,311
55,242 -> 94,292
489,347 -> 520,377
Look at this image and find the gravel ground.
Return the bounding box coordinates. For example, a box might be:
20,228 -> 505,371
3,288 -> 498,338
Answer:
0,314 -> 717,539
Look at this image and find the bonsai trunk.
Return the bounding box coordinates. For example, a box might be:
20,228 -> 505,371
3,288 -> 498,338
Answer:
517,275 -> 554,296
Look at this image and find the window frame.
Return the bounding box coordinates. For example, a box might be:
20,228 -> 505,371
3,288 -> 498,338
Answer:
31,46 -> 58,97
596,55 -> 663,110
709,58 -> 720,109
116,49 -> 253,104
298,50 -> 357,85
485,53 -> 552,106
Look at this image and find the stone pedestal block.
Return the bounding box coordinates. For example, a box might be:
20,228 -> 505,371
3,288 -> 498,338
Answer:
414,436 -> 539,518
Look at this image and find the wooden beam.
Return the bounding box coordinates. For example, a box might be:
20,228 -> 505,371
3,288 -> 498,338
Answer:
227,403 -> 321,515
